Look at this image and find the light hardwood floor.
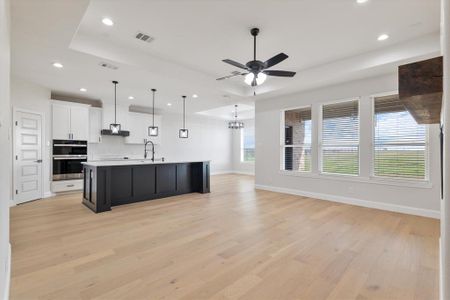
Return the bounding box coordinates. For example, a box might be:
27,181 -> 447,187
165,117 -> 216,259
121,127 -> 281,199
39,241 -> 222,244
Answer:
10,174 -> 439,300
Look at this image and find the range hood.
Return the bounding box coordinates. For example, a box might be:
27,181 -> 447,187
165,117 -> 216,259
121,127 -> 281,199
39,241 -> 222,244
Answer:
399,56 -> 443,124
100,129 -> 130,137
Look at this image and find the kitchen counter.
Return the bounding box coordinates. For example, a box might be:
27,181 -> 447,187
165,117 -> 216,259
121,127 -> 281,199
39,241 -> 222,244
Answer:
82,160 -> 210,213
82,159 -> 210,167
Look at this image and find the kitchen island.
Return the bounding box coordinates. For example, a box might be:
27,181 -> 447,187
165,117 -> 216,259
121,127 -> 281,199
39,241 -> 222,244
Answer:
81,160 -> 210,213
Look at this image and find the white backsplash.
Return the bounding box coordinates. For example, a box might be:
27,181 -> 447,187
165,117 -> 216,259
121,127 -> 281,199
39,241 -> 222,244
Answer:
88,136 -> 158,161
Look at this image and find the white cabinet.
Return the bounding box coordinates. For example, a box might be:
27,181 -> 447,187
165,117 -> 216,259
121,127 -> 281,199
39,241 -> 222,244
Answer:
52,102 -> 89,141
52,104 -> 71,140
125,112 -> 162,145
89,107 -> 103,143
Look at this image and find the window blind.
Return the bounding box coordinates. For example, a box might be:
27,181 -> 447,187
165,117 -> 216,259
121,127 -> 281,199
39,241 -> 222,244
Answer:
283,107 -> 312,172
374,95 -> 426,179
321,100 -> 359,175
242,126 -> 255,162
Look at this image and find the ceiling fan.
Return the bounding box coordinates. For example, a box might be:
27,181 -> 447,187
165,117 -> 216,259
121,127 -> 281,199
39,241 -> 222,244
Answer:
217,27 -> 296,87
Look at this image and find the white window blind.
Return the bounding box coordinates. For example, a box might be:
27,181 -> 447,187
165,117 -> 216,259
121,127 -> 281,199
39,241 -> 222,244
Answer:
282,107 -> 312,172
374,95 -> 427,180
241,126 -> 255,162
321,100 -> 359,175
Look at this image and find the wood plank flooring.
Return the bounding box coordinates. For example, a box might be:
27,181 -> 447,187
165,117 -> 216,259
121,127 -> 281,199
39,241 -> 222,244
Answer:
10,174 -> 439,299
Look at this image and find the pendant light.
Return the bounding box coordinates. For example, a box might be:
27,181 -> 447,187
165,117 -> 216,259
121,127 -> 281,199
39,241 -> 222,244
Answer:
179,95 -> 189,138
148,88 -> 158,136
110,80 -> 121,134
228,104 -> 244,129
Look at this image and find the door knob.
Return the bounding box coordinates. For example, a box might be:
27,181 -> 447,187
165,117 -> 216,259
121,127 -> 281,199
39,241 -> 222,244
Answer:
35,159 -> 43,163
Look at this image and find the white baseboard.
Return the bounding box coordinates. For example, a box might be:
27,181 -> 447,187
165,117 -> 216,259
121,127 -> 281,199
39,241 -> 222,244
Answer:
211,170 -> 234,175
440,238 -> 444,300
255,184 -> 440,219
43,191 -> 55,198
211,171 -> 255,176
232,171 -> 255,176
2,243 -> 11,300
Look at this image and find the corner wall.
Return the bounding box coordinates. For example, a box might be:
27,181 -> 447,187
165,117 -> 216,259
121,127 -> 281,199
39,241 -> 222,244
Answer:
0,0 -> 11,298
255,73 -> 440,218
441,0 -> 449,298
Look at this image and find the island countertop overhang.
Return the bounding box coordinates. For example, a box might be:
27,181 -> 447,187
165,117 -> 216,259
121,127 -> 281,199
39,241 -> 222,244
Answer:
82,160 -> 211,167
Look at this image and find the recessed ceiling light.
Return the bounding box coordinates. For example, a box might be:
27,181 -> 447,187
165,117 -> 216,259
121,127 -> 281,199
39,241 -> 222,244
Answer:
52,62 -> 63,68
356,0 -> 368,4
192,94 -> 198,98
80,88 -> 87,92
102,18 -> 114,26
377,34 -> 389,41
128,96 -> 134,100
167,103 -> 172,106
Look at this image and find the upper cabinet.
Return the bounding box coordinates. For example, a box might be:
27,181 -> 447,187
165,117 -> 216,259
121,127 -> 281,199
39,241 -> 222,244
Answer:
125,112 -> 162,145
52,102 -> 89,141
89,107 -> 103,144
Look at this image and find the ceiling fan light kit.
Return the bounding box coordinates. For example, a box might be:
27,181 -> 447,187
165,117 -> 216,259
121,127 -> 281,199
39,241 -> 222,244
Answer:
148,88 -> 159,137
218,27 -> 296,87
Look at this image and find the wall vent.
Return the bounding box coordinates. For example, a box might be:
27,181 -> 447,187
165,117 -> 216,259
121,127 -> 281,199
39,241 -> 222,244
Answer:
99,62 -> 118,70
135,32 -> 154,43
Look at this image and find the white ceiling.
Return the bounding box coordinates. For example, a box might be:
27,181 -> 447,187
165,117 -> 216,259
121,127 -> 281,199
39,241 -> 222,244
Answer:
11,0 -> 441,116
197,103 -> 254,120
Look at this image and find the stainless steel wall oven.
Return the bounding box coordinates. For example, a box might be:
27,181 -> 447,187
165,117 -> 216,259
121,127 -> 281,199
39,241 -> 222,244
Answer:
53,140 -> 87,181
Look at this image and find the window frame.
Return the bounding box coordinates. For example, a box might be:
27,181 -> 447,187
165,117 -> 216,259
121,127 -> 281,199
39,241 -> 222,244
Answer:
318,97 -> 361,177
370,92 -> 430,182
240,125 -> 255,163
280,105 -> 313,173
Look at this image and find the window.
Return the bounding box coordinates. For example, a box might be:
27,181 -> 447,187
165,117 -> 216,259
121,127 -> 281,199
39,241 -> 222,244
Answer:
373,95 -> 427,180
321,100 -> 359,175
282,107 -> 312,172
241,126 -> 255,162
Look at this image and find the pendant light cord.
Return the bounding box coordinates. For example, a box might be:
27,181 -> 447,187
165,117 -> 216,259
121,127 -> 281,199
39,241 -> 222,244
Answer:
182,96 -> 186,129
151,89 -> 156,127
114,81 -> 117,124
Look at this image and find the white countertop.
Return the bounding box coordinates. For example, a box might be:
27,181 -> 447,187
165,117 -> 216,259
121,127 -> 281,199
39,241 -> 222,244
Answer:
82,159 -> 209,167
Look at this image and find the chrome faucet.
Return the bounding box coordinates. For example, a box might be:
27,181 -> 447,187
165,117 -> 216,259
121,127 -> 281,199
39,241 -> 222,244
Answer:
144,140 -> 155,162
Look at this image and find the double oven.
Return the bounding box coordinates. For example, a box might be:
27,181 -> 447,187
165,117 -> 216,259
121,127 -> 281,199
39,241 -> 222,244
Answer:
53,140 -> 87,181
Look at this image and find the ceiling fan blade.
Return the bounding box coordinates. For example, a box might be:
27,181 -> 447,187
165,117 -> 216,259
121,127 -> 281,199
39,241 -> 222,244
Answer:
222,59 -> 248,70
263,70 -> 296,77
264,53 -> 288,69
216,72 -> 247,81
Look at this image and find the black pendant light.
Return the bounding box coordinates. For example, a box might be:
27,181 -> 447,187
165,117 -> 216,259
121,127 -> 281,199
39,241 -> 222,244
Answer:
179,95 -> 188,138
110,80 -> 121,134
148,88 -> 158,137
228,104 -> 244,129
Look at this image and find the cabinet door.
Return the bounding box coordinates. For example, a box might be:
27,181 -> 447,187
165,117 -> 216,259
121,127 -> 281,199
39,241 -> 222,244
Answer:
89,108 -> 103,143
52,104 -> 71,140
70,106 -> 89,141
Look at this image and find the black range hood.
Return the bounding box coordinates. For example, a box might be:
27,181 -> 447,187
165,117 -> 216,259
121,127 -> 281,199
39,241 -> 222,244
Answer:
100,129 -> 130,137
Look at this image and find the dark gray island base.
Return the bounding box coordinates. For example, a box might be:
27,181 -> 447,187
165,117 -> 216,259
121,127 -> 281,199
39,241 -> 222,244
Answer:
82,161 -> 210,213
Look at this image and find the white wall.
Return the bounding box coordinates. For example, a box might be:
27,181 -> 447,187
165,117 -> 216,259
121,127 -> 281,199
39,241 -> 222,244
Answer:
255,73 -> 441,218
441,0 -> 449,298
89,113 -> 233,174
10,76 -> 52,198
0,0 -> 11,298
231,118 -> 255,175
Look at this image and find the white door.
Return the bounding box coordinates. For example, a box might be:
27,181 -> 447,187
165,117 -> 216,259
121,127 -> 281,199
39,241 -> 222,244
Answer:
70,106 -> 89,141
14,111 -> 43,204
52,104 -> 71,140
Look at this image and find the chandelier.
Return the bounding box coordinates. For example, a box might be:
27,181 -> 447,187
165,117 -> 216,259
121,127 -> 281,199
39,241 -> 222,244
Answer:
228,104 -> 244,129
